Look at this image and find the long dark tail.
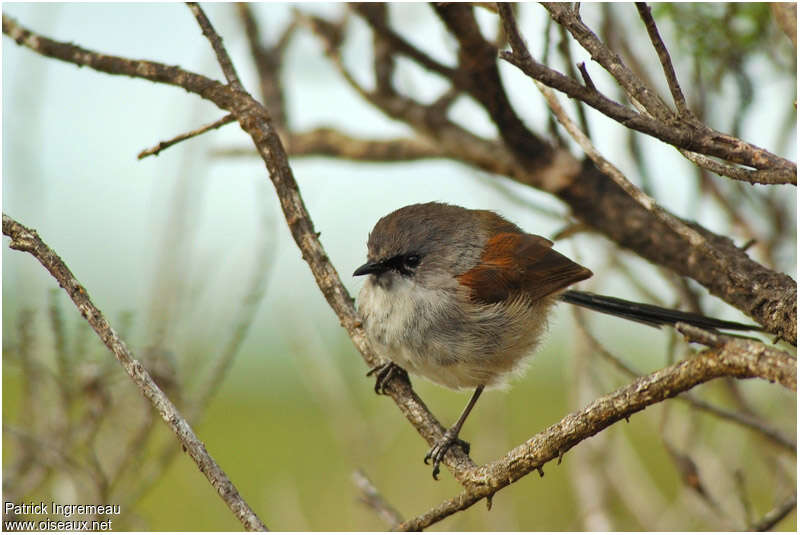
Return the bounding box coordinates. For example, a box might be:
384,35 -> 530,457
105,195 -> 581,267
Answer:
560,290 -> 761,331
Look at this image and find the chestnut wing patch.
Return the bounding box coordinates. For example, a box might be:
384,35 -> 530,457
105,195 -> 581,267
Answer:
457,233 -> 593,304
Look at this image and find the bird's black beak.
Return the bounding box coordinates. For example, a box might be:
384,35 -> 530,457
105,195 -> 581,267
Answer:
353,261 -> 384,277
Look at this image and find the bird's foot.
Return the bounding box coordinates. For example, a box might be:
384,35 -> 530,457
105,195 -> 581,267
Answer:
424,428 -> 470,480
366,361 -> 408,395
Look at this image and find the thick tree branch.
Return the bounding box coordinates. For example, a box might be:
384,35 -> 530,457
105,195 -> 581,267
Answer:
434,3 -> 553,165
2,214 -> 269,532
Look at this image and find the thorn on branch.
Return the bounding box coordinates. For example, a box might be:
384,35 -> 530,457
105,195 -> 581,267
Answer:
577,62 -> 596,91
739,239 -> 756,252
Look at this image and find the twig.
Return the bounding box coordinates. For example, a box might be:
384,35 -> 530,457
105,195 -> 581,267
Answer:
556,25 -> 591,138
434,3 -> 552,164
676,324 -> 796,391
541,15 -> 563,144
296,9 -> 529,180
236,3 -> 296,133
634,2 -> 692,119
352,469 -> 404,528
2,214 -> 269,532
750,493 -> 797,531
349,3 -> 460,83
680,395 -> 796,453
138,113 -> 236,159
679,149 -> 796,185
576,62 -> 596,91
186,3 -> 243,90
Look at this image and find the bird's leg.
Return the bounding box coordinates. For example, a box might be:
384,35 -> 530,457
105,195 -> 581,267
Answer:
425,385 -> 485,480
366,361 -> 409,394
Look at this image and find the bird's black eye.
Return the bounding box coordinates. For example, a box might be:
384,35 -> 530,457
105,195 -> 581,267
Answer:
384,253 -> 421,276
404,254 -> 420,268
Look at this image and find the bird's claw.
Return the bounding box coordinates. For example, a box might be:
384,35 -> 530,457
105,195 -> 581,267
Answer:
424,430 -> 470,480
366,362 -> 408,394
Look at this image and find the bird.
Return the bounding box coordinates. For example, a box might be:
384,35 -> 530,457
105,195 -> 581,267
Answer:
353,202 -> 761,479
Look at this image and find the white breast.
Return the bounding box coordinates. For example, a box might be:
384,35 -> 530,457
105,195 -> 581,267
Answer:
357,275 -> 556,390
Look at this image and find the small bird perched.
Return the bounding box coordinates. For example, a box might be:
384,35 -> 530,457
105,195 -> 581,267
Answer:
354,202 -> 760,479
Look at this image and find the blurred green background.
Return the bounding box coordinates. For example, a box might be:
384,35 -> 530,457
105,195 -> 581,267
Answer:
3,2 -> 795,531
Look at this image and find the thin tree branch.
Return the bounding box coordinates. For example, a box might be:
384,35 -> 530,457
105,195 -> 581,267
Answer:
634,2 -> 692,119
2,14 -> 229,96
678,149 -> 796,185
497,4 -> 796,177
396,339 -> 797,530
556,26 -> 592,138
352,469 -> 404,528
540,2 -> 794,172
213,128 -> 448,162
530,74 -> 737,294
349,3 -> 460,83
750,492 -> 797,531
770,3 -> 797,48
575,306 -> 796,452
682,395 -> 796,453
138,113 -> 236,159
186,2 -> 243,90
676,324 -> 796,391
2,214 -> 269,532
236,3 -> 296,133
434,2 -> 552,164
